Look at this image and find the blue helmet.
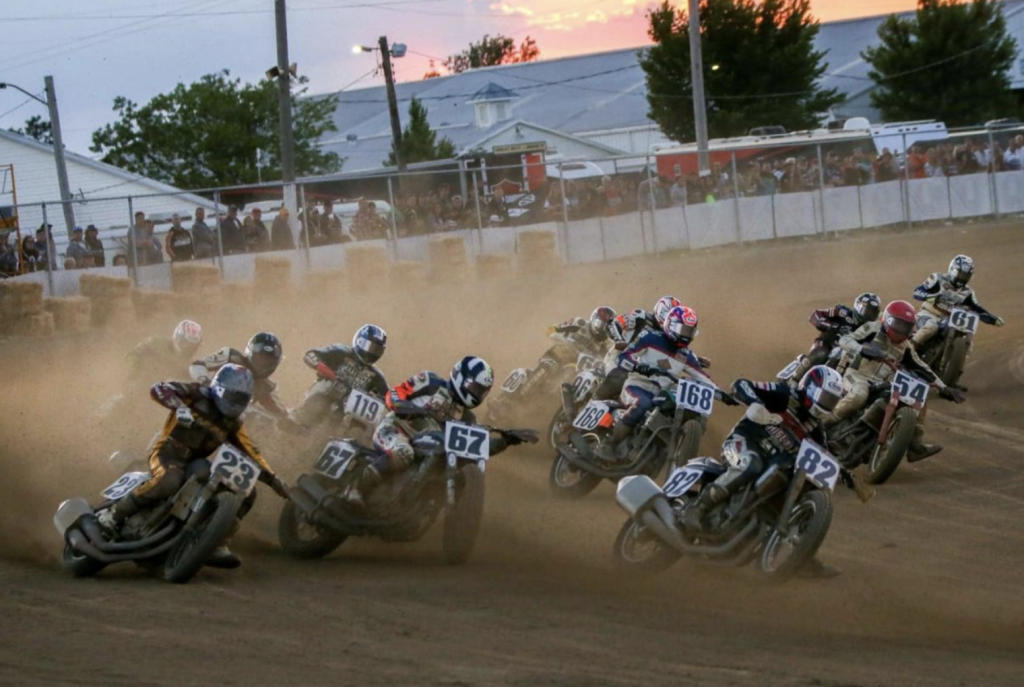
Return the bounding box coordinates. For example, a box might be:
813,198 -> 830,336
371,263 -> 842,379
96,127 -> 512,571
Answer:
210,364 -> 254,419
353,324 -> 387,365
450,356 -> 494,409
948,254 -> 974,287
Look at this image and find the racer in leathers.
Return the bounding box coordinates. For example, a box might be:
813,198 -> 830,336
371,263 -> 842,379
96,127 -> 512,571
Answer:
344,356 -> 527,506
595,305 -> 727,460
680,366 -> 848,577
786,293 -> 880,381
910,255 -> 1004,358
98,364 -> 289,568
833,300 -> 964,461
189,331 -> 289,419
125,320 -> 204,383
290,324 -> 389,430
515,307 -> 617,400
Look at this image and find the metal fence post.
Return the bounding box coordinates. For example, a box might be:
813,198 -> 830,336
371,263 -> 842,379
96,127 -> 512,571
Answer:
856,183 -> 864,230
41,202 -> 54,296
770,190 -> 778,239
816,143 -> 828,238
642,155 -> 655,254
731,151 -> 742,246
298,183 -> 312,269
126,196 -> 139,286
386,176 -> 399,260
902,133 -> 912,229
558,162 -> 571,262
988,128 -> 1001,218
471,170 -> 484,255
213,191 -> 225,278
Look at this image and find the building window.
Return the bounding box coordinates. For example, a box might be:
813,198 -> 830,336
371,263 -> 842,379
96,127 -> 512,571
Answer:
475,103 -> 490,129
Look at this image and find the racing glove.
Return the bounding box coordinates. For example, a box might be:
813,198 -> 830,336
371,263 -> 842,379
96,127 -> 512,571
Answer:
994,317 -> 1005,327
269,475 -> 290,499
633,363 -> 660,377
938,386 -> 966,404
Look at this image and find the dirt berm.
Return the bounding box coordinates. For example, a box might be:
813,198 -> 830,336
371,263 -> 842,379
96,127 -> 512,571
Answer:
1,221 -> 1022,686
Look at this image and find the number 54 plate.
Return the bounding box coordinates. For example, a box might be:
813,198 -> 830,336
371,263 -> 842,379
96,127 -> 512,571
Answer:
795,439 -> 840,491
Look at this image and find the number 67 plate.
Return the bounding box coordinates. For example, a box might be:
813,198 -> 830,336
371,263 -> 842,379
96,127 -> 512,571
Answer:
445,422 -> 491,462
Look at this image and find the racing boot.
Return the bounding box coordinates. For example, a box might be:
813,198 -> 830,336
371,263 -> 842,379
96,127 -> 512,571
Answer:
97,493 -> 141,534
907,441 -> 942,463
796,557 -> 842,579
593,423 -> 631,462
207,545 -> 242,569
680,483 -> 727,532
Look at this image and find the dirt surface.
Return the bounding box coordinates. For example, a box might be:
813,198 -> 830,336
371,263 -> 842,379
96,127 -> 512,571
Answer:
2,220 -> 1023,686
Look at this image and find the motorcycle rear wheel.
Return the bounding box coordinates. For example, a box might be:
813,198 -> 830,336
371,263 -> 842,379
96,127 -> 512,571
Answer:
547,409 -> 572,451
758,490 -> 833,582
442,464 -> 486,565
867,406 -> 916,485
548,453 -> 602,498
61,541 -> 107,578
278,500 -> 348,559
611,519 -> 680,573
163,491 -> 241,584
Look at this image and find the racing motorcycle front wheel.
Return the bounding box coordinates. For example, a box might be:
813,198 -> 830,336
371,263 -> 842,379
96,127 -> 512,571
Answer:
758,490 -> 833,583
442,464 -> 486,565
278,499 -> 348,559
867,406 -> 917,485
163,491 -> 242,583
611,519 -> 680,573
940,336 -> 969,388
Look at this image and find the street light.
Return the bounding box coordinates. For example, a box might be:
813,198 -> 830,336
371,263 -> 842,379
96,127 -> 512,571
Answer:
353,36 -> 407,172
0,77 -> 75,239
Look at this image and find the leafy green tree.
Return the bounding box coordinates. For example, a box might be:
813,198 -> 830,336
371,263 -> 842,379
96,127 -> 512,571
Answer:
442,34 -> 540,75
640,0 -> 842,141
862,0 -> 1018,126
386,97 -> 456,166
8,115 -> 53,144
90,70 -> 340,188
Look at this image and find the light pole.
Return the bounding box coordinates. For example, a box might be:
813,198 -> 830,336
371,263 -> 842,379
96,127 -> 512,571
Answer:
354,38 -> 407,172
687,0 -> 711,176
0,77 -> 76,237
269,0 -> 299,248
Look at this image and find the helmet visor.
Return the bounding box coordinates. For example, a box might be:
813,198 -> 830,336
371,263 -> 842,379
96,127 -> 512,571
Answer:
951,268 -> 972,286
215,389 -> 251,419
857,302 -> 880,322
813,386 -> 842,413
355,339 -> 385,364
887,317 -> 914,341
250,351 -> 280,377
667,321 -> 696,344
464,380 -> 491,406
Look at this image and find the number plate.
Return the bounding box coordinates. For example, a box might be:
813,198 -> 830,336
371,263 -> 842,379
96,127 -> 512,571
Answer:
210,444 -> 261,496
571,371 -> 601,402
101,471 -> 150,501
573,400 -> 610,431
777,358 -> 802,381
576,352 -> 600,373
794,439 -> 841,491
314,439 -> 359,479
662,463 -> 710,498
445,422 -> 491,461
500,368 -> 529,394
344,389 -> 384,425
675,378 -> 715,416
892,370 -> 929,408
948,308 -> 979,335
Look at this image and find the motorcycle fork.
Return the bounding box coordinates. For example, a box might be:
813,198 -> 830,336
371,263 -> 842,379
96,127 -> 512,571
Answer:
775,469 -> 807,537
876,398 -> 899,447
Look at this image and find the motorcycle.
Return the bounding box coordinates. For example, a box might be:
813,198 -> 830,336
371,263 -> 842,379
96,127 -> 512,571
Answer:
549,373 -> 730,499
54,442 -> 269,583
487,332 -> 600,424
915,305 -> 981,388
278,414 -> 538,565
827,346 -> 960,485
612,437 -> 842,582
777,311 -> 845,381
545,349 -> 616,450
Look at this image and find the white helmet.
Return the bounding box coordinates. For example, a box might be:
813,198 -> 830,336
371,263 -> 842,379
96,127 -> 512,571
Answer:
798,365 -> 844,421
173,320 -> 203,354
450,356 -> 494,409
947,254 -> 974,287
652,296 -> 682,326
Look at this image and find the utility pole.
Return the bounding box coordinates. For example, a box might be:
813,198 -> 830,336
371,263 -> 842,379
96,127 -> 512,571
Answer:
687,0 -> 710,176
273,0 -> 299,245
44,77 -> 76,237
379,35 -> 405,173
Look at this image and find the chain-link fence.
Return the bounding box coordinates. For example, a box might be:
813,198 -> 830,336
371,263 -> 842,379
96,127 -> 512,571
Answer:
3,123 -> 1022,297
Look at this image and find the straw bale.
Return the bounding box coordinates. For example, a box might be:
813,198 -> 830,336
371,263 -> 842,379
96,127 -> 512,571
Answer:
0,280 -> 45,317
345,245 -> 388,289
79,273 -> 132,299
90,293 -> 135,327
475,253 -> 515,280
428,236 -> 468,266
254,256 -> 293,292
388,261 -> 432,289
44,297 -> 92,333
132,289 -> 186,320
171,262 -> 221,294
8,311 -> 55,338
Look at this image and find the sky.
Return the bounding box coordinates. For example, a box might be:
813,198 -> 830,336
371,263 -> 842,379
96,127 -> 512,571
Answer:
1,0 -> 923,156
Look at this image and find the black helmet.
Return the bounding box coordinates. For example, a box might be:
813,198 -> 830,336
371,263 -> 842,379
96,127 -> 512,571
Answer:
588,306 -> 616,341
352,324 -> 387,365
210,364 -> 254,419
853,292 -> 880,325
244,332 -> 282,378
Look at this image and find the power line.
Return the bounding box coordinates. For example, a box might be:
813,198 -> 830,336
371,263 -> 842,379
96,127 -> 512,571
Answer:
5,0 -> 457,21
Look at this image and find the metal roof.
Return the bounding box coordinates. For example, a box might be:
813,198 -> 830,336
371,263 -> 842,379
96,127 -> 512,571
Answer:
318,1 -> 1024,172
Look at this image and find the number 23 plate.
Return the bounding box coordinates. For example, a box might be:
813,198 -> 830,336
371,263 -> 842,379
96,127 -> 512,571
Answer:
795,439 -> 840,491
210,445 -> 261,496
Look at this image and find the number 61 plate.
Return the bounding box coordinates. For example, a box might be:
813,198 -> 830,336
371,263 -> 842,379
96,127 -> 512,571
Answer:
445,422 -> 490,462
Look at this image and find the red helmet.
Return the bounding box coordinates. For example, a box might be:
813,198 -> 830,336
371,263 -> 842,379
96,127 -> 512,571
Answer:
882,300 -> 916,343
663,305 -> 698,346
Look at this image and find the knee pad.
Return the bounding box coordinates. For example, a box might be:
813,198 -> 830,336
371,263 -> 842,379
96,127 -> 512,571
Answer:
135,463 -> 185,504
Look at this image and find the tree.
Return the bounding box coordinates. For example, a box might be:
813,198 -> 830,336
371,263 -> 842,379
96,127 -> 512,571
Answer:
442,34 -> 540,75
423,60 -> 442,80
386,97 -> 456,166
639,0 -> 843,142
90,70 -> 340,189
8,115 -> 53,144
862,0 -> 1018,126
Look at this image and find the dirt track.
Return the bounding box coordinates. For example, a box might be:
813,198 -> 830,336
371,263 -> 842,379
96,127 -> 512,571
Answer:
2,220 -> 1023,686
